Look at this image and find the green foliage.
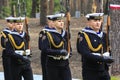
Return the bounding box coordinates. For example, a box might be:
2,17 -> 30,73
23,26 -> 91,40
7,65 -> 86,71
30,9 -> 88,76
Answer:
54,0 -> 66,13
16,0 -> 32,17
1,0 -> 64,18
54,0 -> 61,13
111,76 -> 120,80
0,7 -> 11,18
8,0 -> 32,17
26,0 -> 32,16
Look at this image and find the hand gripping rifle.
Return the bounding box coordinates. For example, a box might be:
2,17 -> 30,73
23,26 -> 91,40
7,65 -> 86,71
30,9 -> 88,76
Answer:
23,0 -> 30,49
65,0 -> 71,58
106,0 -> 110,52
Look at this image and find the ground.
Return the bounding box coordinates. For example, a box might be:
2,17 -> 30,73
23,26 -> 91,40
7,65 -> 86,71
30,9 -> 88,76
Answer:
0,17 -> 119,79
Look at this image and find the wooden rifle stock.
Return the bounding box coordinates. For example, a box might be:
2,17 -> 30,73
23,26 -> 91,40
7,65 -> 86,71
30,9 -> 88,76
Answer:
106,15 -> 110,52
25,17 -> 29,35
66,12 -> 71,54
23,0 -> 30,49
66,0 -> 71,54
25,16 -> 30,49
106,1 -> 110,52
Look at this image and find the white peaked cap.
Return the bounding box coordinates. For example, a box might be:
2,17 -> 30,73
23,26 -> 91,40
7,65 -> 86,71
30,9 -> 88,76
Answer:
85,13 -> 104,19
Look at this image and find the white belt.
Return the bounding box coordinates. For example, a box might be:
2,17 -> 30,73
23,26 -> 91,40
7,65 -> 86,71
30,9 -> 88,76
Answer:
92,53 -> 101,56
15,49 -> 31,56
48,53 -> 70,60
92,52 -> 110,57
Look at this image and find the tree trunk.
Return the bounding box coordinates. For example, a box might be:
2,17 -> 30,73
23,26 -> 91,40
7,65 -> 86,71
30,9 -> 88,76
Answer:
81,0 -> 85,15
109,0 -> 120,75
0,0 -> 3,16
86,0 -> 93,14
31,0 -> 37,17
3,0 -> 9,6
69,0 -> 74,16
48,0 -> 54,15
40,0 -> 48,26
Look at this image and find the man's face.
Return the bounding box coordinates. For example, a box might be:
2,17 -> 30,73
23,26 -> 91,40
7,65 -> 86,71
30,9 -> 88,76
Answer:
15,22 -> 24,32
54,19 -> 64,29
88,19 -> 102,32
7,22 -> 15,30
48,20 -> 54,28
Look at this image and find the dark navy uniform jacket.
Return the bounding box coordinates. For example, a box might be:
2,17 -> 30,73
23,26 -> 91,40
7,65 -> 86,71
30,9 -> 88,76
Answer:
39,28 -> 72,66
77,27 -> 109,71
5,31 -> 30,64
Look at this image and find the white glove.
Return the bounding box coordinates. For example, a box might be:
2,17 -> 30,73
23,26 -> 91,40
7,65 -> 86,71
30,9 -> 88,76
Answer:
25,49 -> 31,55
103,52 -> 110,57
63,53 -> 70,60
92,53 -> 101,56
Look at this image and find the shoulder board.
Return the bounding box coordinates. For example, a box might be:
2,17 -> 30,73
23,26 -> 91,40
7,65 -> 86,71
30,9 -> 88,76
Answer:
39,30 -> 48,38
78,31 -> 84,37
39,30 -> 47,35
77,31 -> 84,42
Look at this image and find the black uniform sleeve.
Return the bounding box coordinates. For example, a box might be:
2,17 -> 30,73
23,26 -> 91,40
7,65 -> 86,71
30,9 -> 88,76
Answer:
1,36 -> 6,48
76,32 -> 105,63
38,31 -> 45,50
46,49 -> 67,56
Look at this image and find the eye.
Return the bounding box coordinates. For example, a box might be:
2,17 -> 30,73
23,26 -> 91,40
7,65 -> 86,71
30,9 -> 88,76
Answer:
58,20 -> 61,22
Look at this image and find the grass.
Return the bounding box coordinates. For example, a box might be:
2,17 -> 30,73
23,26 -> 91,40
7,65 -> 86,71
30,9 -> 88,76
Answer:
111,76 -> 120,80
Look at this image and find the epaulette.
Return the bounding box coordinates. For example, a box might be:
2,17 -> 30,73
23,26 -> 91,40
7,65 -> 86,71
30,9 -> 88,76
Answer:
77,31 -> 84,38
39,30 -> 47,38
39,30 -> 47,35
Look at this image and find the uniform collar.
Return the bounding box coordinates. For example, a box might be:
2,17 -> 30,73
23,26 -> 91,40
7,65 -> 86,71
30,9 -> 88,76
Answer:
43,26 -> 66,37
10,30 -> 25,38
43,26 -> 57,33
82,27 -> 103,38
3,28 -> 11,33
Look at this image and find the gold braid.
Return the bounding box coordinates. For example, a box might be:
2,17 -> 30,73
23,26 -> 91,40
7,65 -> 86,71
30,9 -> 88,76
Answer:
82,32 -> 102,52
8,34 -> 25,49
46,32 -> 64,48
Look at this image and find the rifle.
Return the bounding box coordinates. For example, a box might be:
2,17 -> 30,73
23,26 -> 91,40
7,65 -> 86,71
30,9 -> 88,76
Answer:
106,0 -> 110,52
65,0 -> 71,57
23,0 -> 30,49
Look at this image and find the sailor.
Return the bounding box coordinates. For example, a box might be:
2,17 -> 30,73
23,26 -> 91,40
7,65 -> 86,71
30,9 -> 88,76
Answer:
39,13 -> 72,80
38,14 -> 55,80
76,13 -> 114,80
1,16 -> 16,80
5,17 -> 33,80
